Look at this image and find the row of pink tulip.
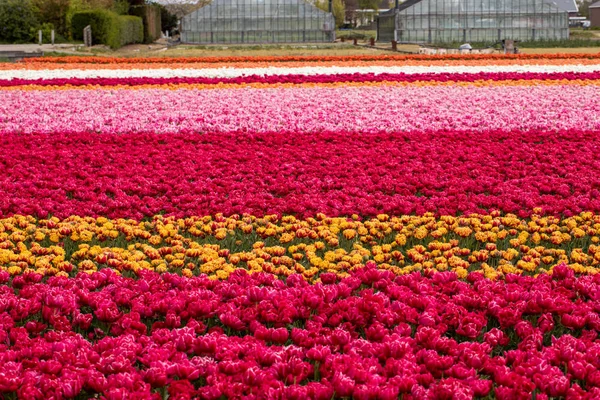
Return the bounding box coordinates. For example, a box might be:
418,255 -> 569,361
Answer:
2,85 -> 600,134
0,265 -> 598,399
1,130 -> 600,219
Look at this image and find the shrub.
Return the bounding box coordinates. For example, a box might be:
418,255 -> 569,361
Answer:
0,0 -> 39,43
39,23 -> 56,43
71,9 -> 114,44
71,9 -> 142,49
118,15 -> 144,47
336,30 -> 376,41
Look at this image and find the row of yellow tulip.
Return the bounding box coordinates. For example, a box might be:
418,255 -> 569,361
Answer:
1,211 -> 599,281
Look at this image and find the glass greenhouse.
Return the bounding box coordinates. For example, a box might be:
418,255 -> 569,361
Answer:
377,0 -> 569,43
181,0 -> 336,44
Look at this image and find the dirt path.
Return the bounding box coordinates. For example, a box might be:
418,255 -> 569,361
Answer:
3,42 -> 600,59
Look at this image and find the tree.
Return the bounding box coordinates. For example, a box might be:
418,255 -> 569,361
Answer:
578,0 -> 593,18
32,0 -> 71,36
357,0 -> 379,11
0,0 -> 39,43
315,0 -> 345,28
148,1 -> 179,33
154,0 -> 209,19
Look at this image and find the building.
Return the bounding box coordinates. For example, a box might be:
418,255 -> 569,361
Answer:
377,0 -> 569,44
549,0 -> 581,27
181,0 -> 335,44
548,0 -> 578,17
591,1 -> 600,28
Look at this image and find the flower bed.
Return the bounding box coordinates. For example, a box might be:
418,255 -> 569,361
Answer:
3,63 -> 600,81
2,86 -> 600,135
2,54 -> 600,398
1,265 -> 599,399
1,212 -> 600,280
3,71 -> 600,89
7,58 -> 600,73
1,131 -> 600,219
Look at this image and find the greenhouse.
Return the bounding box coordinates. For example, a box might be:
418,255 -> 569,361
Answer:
377,0 -> 569,44
181,0 -> 336,44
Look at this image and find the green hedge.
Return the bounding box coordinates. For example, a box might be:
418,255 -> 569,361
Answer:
336,30 -> 376,41
118,15 -> 144,47
71,9 -> 143,49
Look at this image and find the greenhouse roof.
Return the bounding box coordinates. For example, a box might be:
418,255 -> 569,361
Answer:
184,0 -> 334,18
397,0 -> 421,12
549,0 -> 578,12
396,0 -> 572,12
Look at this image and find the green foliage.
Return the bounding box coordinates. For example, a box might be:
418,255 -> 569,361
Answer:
118,15 -> 143,46
71,9 -> 142,49
111,0 -> 129,15
130,4 -> 161,43
336,30 -> 376,40
579,0 -> 594,18
316,0 -> 345,28
32,0 -> 71,37
332,0 -> 345,28
0,0 -> 39,43
357,0 -> 379,10
71,9 -> 114,43
39,23 -> 55,42
161,7 -> 178,34
66,0 -> 122,38
569,28 -> 600,39
148,1 -> 178,34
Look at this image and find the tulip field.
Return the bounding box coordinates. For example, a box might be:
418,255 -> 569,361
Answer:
2,54 -> 600,399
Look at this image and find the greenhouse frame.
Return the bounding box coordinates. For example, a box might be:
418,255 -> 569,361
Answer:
377,0 -> 569,44
181,0 -> 336,44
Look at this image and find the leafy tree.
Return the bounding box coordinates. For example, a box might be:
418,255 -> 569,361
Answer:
32,0 -> 71,36
155,0 -> 209,19
316,0 -> 345,28
0,0 -> 39,43
578,0 -> 593,18
112,0 -> 130,14
148,2 -> 179,34
357,0 -> 379,10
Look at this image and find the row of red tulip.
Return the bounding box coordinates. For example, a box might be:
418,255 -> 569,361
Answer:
0,265 -> 599,399
1,130 -> 600,219
2,71 -> 600,88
